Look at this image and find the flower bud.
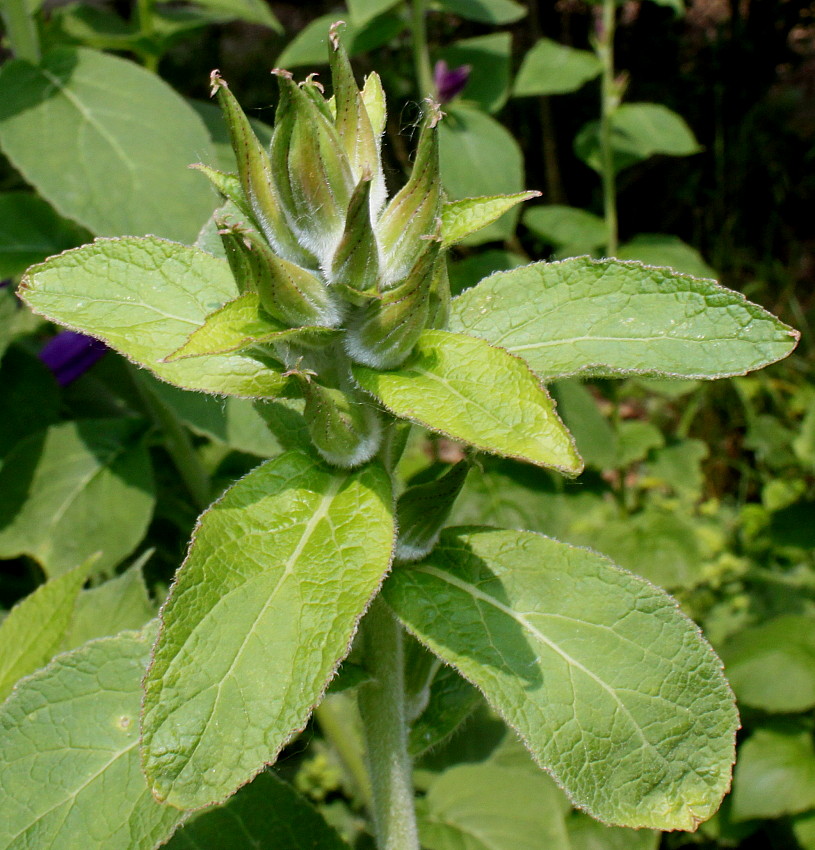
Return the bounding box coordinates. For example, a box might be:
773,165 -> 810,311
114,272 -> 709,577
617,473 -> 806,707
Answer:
296,376 -> 382,468
190,164 -> 253,222
376,102 -> 443,287
210,70 -> 316,269
217,221 -> 341,328
427,253 -> 451,329
344,238 -> 440,369
329,174 -> 380,295
270,71 -> 354,267
395,461 -> 469,561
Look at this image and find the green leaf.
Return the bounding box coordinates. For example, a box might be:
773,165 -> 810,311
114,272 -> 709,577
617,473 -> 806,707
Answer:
139,373 -> 284,458
439,105 -> 524,244
720,614 -> 815,713
0,287 -> 16,362
436,0 -> 527,24
417,763 -> 570,850
352,330 -> 582,474
439,33 -> 512,113
62,556 -> 157,651
0,624 -> 183,850
566,811 -> 660,850
513,38 -> 602,97
449,258 -> 799,381
0,48 -> 216,242
188,0 -> 282,30
0,192 -> 90,278
550,380 -> 617,470
575,103 -> 701,174
0,419 -> 155,577
141,451 -> 394,809
644,438 -> 708,499
385,527 -> 738,830
0,347 -> 60,457
614,420 -> 664,467
347,0 -> 402,27
617,234 -> 716,279
794,810 -> 815,850
448,249 -> 525,297
442,192 -> 540,248
166,292 -> 339,361
732,726 -> 815,821
523,205 -> 606,256
409,665 -> 480,758
277,13 -> 405,67
165,771 -> 350,848
0,561 -> 91,701
21,237 -> 291,398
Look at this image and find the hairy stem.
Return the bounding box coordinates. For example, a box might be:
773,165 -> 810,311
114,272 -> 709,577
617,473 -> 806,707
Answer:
358,597 -> 420,850
410,0 -> 435,99
597,0 -> 618,256
2,0 -> 41,63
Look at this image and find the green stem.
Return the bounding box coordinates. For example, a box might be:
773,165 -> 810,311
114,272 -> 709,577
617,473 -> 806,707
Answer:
597,0 -> 618,256
410,0 -> 435,99
357,598 -> 419,850
2,0 -> 41,63
131,372 -> 211,511
136,0 -> 159,72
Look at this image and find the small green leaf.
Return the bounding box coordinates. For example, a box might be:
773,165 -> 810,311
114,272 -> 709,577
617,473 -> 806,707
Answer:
550,380 -> 617,470
523,205 -> 606,256
352,330 -> 582,474
439,33 -> 512,113
409,665 -> 480,758
417,763 -> 570,850
732,726 -> 815,821
347,0 -> 401,27
617,234 -> 716,278
720,614 -> 815,713
141,451 -> 394,809
188,0 -> 282,30
442,192 -> 540,248
0,561 -> 91,701
566,811 -> 660,850
575,103 -> 701,174
166,292 -> 339,361
450,258 -> 799,380
439,105 -> 525,244
164,771 -> 350,849
21,237 -> 290,398
0,48 -> 216,242
0,192 -> 90,278
513,38 -> 602,97
62,556 -> 157,651
0,420 -> 155,577
385,527 -> 738,830
436,0 -> 527,24
0,624 -> 183,850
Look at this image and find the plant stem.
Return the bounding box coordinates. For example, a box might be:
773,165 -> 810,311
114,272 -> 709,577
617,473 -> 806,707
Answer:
357,597 -> 420,850
131,372 -> 211,511
410,0 -> 435,99
2,0 -> 41,63
136,0 -> 159,72
596,0 -> 618,256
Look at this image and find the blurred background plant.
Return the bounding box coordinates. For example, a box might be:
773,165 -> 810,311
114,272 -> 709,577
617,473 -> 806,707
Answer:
0,0 -> 813,848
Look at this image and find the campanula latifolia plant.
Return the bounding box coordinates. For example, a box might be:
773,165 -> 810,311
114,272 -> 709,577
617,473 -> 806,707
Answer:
11,23 -> 800,850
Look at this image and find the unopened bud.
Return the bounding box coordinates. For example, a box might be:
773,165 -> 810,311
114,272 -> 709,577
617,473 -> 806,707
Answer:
329,174 -> 380,294
395,461 -> 469,561
426,254 -> 451,329
345,239 -> 440,369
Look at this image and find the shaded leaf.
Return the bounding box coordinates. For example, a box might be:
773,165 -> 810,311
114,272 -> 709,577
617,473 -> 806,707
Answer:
514,38 -> 602,97
617,234 -> 715,279
436,0 -> 526,24
523,205 -> 606,256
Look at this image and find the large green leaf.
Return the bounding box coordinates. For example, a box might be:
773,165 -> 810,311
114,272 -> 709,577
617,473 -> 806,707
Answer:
436,0 -> 526,24
141,451 -> 394,809
0,192 -> 90,278
0,561 -> 91,701
347,0 -> 402,27
417,763 -> 570,850
409,665 -> 481,757
20,237 -> 290,398
439,33 -> 512,113
513,38 -> 602,97
439,105 -> 524,244
449,258 -> 799,380
731,726 -> 815,821
720,614 -> 815,713
0,625 -> 183,850
0,48 -> 216,242
189,0 -> 282,30
165,771 -> 350,848
0,419 -> 155,576
352,330 -> 582,474
385,527 -> 738,830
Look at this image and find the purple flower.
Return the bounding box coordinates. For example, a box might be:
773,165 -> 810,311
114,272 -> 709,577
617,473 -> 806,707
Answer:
39,330 -> 107,386
433,60 -> 471,104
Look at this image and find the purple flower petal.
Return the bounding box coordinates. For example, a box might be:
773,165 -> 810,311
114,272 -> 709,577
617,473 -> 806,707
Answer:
434,60 -> 471,104
39,331 -> 108,386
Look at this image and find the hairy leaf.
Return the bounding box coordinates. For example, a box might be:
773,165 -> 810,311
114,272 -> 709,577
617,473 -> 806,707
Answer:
442,192 -> 540,248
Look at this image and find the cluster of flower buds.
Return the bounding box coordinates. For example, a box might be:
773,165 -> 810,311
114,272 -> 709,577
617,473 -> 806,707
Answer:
199,23 -> 449,468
